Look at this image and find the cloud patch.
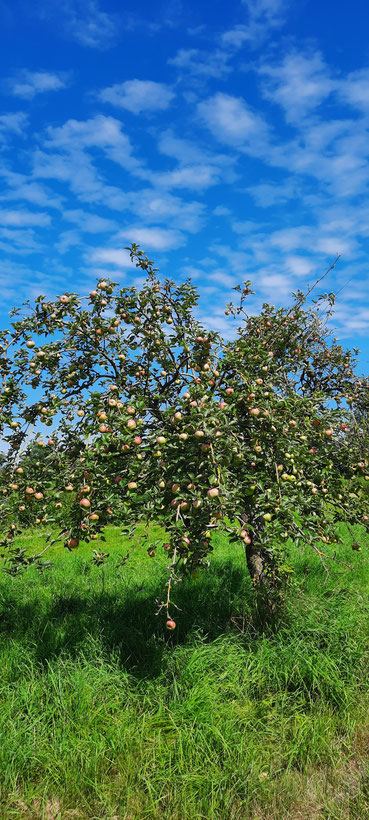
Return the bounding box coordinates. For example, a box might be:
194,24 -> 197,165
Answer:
6,70 -> 70,99
99,79 -> 175,114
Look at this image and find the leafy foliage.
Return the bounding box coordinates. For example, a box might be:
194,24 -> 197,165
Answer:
1,246 -> 368,622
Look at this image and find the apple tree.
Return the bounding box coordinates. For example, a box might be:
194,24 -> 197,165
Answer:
0,247 -> 368,624
211,280 -> 369,609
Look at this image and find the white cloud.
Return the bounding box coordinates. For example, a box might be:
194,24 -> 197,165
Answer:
246,179 -> 298,207
0,209 -> 51,227
338,68 -> 369,111
242,0 -> 288,24
258,271 -> 293,295
168,48 -> 232,79
32,115 -> 144,207
221,26 -> 253,49
0,112 -> 28,140
222,0 -> 289,51
7,70 -> 69,99
259,51 -> 335,123
197,92 -> 269,153
45,0 -> 119,49
285,256 -> 316,278
127,190 -> 205,233
119,226 -> 186,250
62,209 -> 117,232
88,248 -> 132,268
208,269 -> 238,288
43,115 -> 143,172
0,227 -> 43,255
0,170 -> 64,209
99,79 -> 175,114
152,164 -> 227,190
55,230 -> 81,254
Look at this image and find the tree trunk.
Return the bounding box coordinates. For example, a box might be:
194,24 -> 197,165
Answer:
242,519 -> 283,624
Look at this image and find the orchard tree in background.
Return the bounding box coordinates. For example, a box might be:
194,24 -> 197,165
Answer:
212,277 -> 369,605
0,246 -> 368,625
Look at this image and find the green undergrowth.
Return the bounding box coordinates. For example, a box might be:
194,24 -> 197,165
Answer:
0,524 -> 368,819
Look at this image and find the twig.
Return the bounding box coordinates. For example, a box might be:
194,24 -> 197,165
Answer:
274,462 -> 282,505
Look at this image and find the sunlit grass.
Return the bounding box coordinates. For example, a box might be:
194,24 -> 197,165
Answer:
0,523 -> 368,818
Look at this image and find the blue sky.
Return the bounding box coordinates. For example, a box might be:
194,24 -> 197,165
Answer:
1,0 -> 369,365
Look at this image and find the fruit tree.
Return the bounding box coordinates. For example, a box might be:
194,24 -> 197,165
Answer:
0,247 -> 368,623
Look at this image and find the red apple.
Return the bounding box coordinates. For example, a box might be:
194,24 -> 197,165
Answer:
207,488 -> 219,498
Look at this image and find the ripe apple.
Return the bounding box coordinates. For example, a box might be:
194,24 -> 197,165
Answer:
157,436 -> 166,444
207,488 -> 219,498
89,513 -> 99,521
68,537 -> 79,549
250,408 -> 260,416
195,430 -> 204,438
166,619 -> 176,630
193,499 -> 202,509
127,406 -> 136,415
172,483 -> 180,493
34,492 -> 44,500
179,433 -> 188,441
126,419 -> 136,430
128,482 -> 137,490
80,498 -> 91,508
133,436 -> 142,445
324,429 -> 333,437
25,487 -> 35,495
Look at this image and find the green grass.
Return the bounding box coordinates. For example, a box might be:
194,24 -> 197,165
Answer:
0,524 -> 368,819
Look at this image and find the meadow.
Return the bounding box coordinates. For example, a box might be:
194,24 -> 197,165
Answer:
0,524 -> 368,819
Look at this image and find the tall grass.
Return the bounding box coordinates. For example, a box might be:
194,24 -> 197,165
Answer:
0,524 -> 368,818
